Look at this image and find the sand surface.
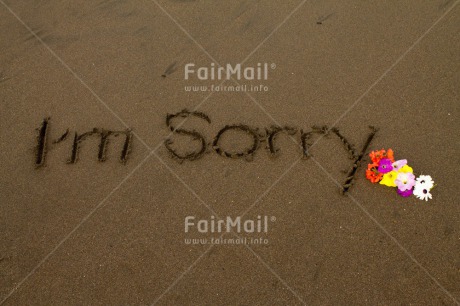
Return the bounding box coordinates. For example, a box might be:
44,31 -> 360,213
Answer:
0,0 -> 459,304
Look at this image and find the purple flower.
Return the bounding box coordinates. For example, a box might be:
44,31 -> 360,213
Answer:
378,158 -> 393,173
397,188 -> 413,197
392,159 -> 407,172
395,172 -> 415,191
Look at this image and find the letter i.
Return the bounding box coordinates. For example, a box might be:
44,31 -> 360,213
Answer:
210,215 -> 215,233
210,63 -> 215,80
35,118 -> 50,167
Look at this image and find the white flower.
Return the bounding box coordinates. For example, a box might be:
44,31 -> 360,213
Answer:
413,184 -> 433,201
413,175 -> 434,201
415,175 -> 434,189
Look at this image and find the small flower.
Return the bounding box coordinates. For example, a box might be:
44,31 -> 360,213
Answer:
378,158 -> 393,173
413,185 -> 432,201
369,149 -> 395,164
380,171 -> 398,187
395,172 -> 415,191
369,149 -> 384,164
397,188 -> 413,197
386,149 -> 394,162
392,159 -> 407,172
399,165 -> 413,173
415,175 -> 434,190
366,162 -> 383,183
413,175 -> 434,201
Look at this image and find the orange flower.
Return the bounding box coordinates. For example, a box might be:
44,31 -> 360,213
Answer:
386,149 -> 394,162
369,149 -> 395,164
366,162 -> 383,183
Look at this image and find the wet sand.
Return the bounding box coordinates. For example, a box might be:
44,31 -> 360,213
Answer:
0,0 -> 459,304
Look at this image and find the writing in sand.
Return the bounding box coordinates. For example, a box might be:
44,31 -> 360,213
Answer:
34,109 -> 378,194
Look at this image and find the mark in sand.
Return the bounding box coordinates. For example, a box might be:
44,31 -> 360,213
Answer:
34,111 -> 378,194
162,61 -> 178,78
316,13 -> 334,25
35,118 -> 133,166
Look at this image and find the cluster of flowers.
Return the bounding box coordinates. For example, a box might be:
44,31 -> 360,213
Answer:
365,149 -> 434,201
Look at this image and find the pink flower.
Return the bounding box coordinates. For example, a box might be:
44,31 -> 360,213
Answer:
392,159 -> 407,172
378,158 -> 393,173
395,172 -> 415,191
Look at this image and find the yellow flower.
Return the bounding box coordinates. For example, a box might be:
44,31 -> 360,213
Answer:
380,171 -> 398,187
380,165 -> 413,187
399,165 -> 413,173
